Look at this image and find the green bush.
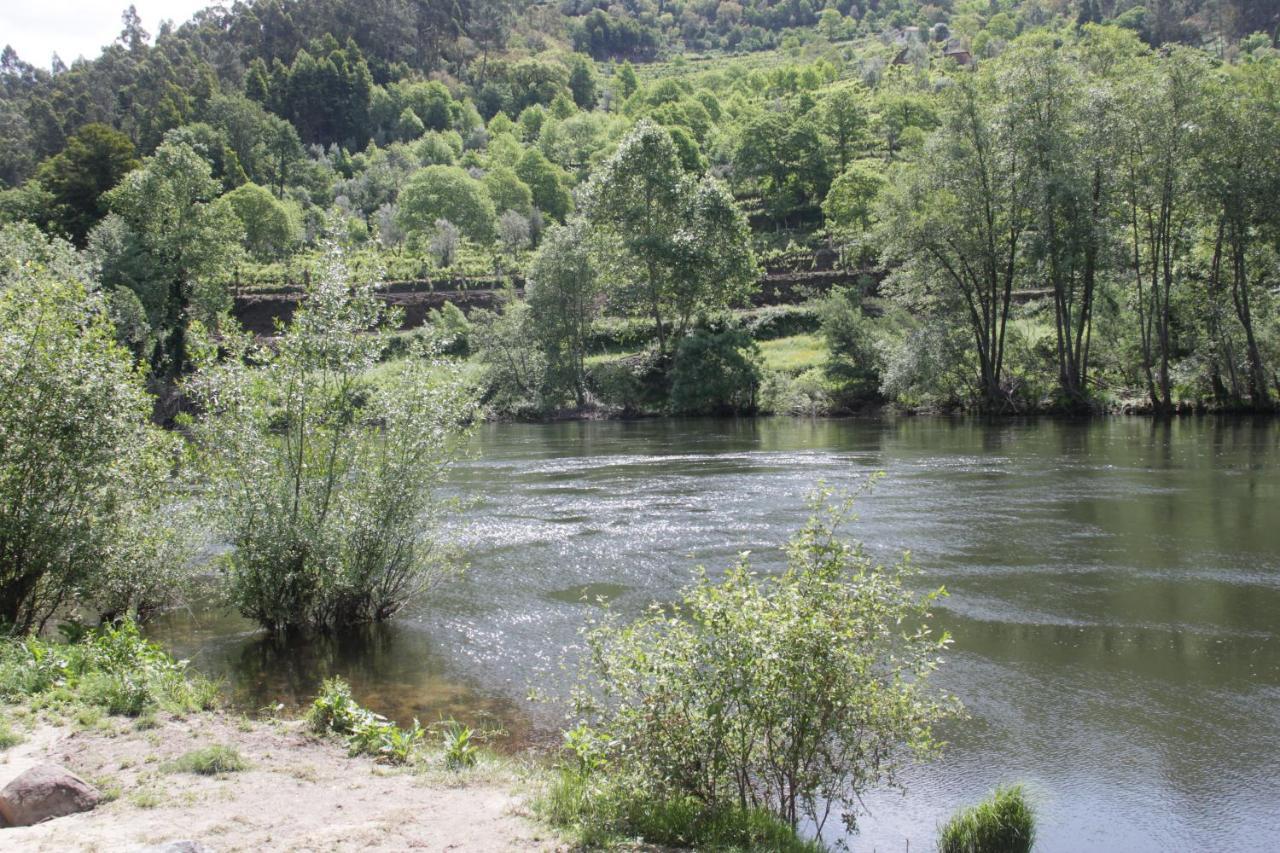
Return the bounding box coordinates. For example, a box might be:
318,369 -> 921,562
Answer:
938,785 -> 1036,853
587,349 -> 669,414
0,716 -> 22,750
169,745 -> 248,775
0,620 -> 218,716
559,486 -> 959,843
669,328 -> 762,415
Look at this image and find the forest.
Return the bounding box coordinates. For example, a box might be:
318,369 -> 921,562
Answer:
0,0 -> 1277,419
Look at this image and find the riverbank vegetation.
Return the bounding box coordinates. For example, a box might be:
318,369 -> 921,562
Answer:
1,3 -> 1277,416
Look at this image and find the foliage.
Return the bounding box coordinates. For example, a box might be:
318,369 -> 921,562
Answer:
820,288 -> 882,403
437,719 -> 480,770
937,785 -> 1036,853
0,620 -> 219,716
102,137 -> 242,379
0,225 -> 187,634
566,486 -> 958,841
307,677 -> 424,765
397,165 -> 496,243
582,120 -> 758,357
669,328 -> 762,415
188,250 -> 474,632
221,182 -> 301,260
526,221 -> 601,408
34,123 -> 138,246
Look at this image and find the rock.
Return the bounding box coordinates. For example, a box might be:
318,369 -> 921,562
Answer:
139,843 -> 215,853
0,764 -> 100,827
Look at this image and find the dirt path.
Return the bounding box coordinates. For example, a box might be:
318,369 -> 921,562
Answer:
0,711 -> 560,852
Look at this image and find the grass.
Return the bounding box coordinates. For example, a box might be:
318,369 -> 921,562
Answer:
168,745 -> 249,776
938,784 -> 1036,853
759,334 -> 827,375
0,715 -> 23,750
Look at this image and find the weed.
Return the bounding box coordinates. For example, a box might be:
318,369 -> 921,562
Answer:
0,716 -> 23,750
437,720 -> 478,771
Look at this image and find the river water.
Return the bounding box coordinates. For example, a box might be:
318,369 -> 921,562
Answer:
152,416 -> 1280,852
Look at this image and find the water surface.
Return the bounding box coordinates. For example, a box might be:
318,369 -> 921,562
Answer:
154,416 -> 1280,852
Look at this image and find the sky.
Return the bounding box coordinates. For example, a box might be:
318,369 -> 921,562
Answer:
2,1 -> 220,67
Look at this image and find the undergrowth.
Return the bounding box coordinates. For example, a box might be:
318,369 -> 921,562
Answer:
0,620 -> 219,718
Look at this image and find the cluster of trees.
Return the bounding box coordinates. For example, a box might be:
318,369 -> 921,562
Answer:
874,26 -> 1280,412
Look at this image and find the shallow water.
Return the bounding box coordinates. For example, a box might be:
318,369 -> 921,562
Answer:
152,416 -> 1280,852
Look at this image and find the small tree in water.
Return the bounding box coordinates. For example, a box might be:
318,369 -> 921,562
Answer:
189,250 -> 474,632
564,483 -> 959,842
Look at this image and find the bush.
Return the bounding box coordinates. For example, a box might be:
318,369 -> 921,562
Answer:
189,251 -> 475,632
669,328 -> 762,415
0,620 -> 218,716
561,486 -> 959,843
170,745 -> 248,775
0,225 -> 186,634
938,785 -> 1036,853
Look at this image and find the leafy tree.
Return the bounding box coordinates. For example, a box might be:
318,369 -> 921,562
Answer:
396,165 -> 496,243
823,160 -> 886,238
516,148 -> 574,221
565,487 -> 957,839
582,120 -> 758,357
483,164 -> 534,215
616,60 -> 639,100
221,181 -> 301,259
568,54 -> 599,110
35,123 -> 139,245
820,85 -> 869,172
526,221 -> 601,407
189,252 -> 474,632
669,327 -> 762,415
104,139 -> 242,379
0,225 -> 180,634
877,77 -> 1031,411
733,111 -> 830,223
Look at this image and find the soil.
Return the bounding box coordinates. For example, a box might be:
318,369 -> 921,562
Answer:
0,711 -> 560,852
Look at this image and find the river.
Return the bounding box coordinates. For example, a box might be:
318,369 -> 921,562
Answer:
151,416 -> 1280,852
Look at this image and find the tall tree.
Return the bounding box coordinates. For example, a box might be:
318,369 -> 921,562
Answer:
878,77 -> 1031,411
35,123 -> 139,245
582,120 -> 757,357
526,221 -> 601,407
104,138 -> 241,380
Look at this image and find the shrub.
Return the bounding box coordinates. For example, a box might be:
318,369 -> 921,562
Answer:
437,719 -> 479,770
669,328 -> 762,415
0,225 -> 187,634
189,251 -> 475,632
170,745 -> 248,775
937,785 -> 1036,853
563,485 -> 958,843
0,716 -> 22,749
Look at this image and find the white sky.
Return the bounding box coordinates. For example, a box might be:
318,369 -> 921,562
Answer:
2,1 -> 221,68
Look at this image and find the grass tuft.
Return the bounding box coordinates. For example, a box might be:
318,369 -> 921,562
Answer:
168,745 -> 248,776
938,784 -> 1036,853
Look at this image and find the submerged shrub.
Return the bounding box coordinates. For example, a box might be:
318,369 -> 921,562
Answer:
561,483 -> 959,844
189,249 -> 475,632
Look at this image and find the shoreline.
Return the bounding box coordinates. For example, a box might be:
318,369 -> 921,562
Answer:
0,707 -> 558,851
